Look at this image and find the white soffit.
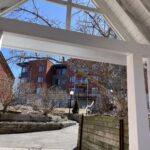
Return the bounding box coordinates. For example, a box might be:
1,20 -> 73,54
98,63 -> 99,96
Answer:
93,0 -> 150,45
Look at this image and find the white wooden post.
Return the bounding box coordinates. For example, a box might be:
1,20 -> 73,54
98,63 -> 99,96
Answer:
146,59 -> 150,109
66,0 -> 72,30
0,31 -> 3,49
0,31 -> 3,110
127,54 -> 150,150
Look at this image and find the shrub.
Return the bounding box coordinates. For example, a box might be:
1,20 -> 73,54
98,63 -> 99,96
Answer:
72,100 -> 79,114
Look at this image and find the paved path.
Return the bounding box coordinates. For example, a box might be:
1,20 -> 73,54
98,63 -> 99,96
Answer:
0,123 -> 78,150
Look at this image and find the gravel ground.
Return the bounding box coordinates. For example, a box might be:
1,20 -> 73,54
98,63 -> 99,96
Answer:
0,123 -> 78,150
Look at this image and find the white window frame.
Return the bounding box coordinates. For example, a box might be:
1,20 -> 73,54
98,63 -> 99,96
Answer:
46,0 -> 99,30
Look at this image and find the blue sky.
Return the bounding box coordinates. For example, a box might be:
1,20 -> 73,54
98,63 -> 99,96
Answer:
1,0 -> 96,78
5,0 -> 67,28
2,0 -> 67,77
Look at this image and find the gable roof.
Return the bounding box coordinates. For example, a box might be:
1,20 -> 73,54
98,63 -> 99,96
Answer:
17,59 -> 54,67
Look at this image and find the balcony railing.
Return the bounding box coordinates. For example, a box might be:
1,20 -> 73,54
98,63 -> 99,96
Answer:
19,72 -> 29,78
75,93 -> 98,97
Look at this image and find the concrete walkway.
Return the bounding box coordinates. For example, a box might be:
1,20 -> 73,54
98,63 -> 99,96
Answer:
0,123 -> 78,150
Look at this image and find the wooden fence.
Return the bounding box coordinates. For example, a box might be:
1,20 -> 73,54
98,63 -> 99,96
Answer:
77,115 -> 129,150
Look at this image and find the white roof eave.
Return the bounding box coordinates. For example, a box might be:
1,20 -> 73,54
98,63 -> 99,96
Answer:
93,0 -> 150,45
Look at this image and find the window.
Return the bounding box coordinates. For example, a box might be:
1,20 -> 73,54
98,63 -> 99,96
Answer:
62,68 -> 66,75
78,67 -> 88,72
70,76 -> 75,83
36,88 -> 43,94
56,68 -> 66,75
54,79 -> 60,85
37,77 -> 44,83
93,76 -> 99,81
92,87 -> 98,95
58,79 -> 61,85
20,78 -> 28,83
70,66 -> 75,72
22,67 -> 28,73
38,66 -> 45,72
75,78 -> 87,84
61,79 -> 66,85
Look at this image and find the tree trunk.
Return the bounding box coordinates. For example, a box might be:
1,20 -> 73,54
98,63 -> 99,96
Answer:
2,105 -> 8,114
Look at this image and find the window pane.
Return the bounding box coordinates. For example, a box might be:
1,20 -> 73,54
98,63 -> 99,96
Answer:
70,76 -> 75,82
21,78 -> 28,83
71,8 -> 117,38
36,88 -> 43,94
22,67 -> 28,73
37,76 -> 44,83
4,0 -> 66,29
38,66 -> 44,72
62,69 -> 66,75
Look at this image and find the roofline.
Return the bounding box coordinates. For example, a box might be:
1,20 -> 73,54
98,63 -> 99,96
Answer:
52,64 -> 67,69
17,59 -> 54,67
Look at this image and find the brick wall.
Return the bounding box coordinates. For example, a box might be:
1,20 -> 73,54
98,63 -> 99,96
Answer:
78,115 -> 129,150
0,58 -> 11,78
18,60 -> 53,91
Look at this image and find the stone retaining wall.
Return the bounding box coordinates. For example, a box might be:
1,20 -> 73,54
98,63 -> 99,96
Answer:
67,114 -> 80,122
0,113 -> 51,122
0,121 -> 76,134
78,115 -> 128,150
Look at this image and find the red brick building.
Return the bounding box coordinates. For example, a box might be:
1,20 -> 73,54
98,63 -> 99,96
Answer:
51,64 -> 67,90
0,52 -> 14,104
17,58 -> 150,109
66,61 -> 100,108
18,59 -> 53,94
18,59 -> 100,108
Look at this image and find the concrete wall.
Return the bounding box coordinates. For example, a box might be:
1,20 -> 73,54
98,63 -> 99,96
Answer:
78,115 -> 129,150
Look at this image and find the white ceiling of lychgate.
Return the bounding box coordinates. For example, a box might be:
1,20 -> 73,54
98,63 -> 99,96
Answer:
93,0 -> 150,45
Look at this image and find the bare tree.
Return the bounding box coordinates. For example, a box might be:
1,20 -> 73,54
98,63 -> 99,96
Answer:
4,0 -> 64,65
4,0 -> 116,64
66,58 -> 127,115
0,77 -> 13,113
13,82 -> 35,105
5,0 -> 127,115
39,86 -> 68,115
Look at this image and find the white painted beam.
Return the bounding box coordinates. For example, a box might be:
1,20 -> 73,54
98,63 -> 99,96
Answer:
0,17 -> 150,58
0,31 -> 3,50
2,32 -> 126,66
46,0 -> 99,13
146,58 -> 150,109
127,54 -> 150,150
66,0 -> 72,30
93,0 -> 150,44
93,0 -> 133,41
